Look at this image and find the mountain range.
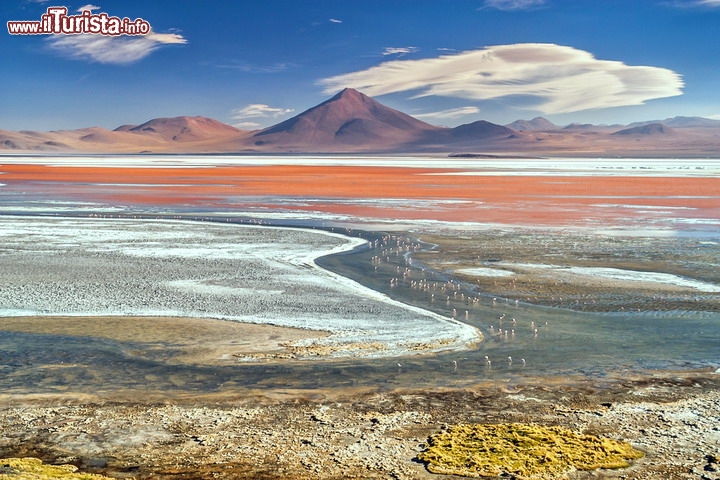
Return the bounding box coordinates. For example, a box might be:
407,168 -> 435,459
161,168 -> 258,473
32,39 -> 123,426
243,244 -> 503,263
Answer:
2,88 -> 720,156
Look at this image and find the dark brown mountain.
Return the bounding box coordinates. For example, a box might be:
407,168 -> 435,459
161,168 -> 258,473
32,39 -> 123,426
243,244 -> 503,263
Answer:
451,120 -> 516,139
252,88 -> 442,150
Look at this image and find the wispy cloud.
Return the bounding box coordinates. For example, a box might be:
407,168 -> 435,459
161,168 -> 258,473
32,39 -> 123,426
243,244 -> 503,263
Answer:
383,47 -> 418,56
329,18 -> 343,23
231,104 -> 294,128
482,0 -> 547,10
216,61 -> 292,73
46,31 -> 186,64
76,4 -> 100,12
666,0 -> 720,7
233,121 -> 262,129
233,104 -> 294,118
319,43 -> 684,114
414,106 -> 481,121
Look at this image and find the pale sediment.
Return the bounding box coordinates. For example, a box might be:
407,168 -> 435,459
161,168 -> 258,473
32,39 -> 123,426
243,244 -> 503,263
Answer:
0,315 -> 330,366
0,216 -> 481,359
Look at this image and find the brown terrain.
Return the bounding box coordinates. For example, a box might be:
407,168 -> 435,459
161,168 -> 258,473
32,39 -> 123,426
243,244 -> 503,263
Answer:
250,87 -> 442,151
2,88 -> 720,155
1,359 -> 719,480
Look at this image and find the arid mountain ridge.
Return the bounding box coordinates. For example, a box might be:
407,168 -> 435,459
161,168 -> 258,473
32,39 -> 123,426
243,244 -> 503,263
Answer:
2,88 -> 720,156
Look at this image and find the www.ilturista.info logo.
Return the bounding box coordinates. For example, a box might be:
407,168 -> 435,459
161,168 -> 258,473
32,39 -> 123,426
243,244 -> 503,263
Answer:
7,6 -> 150,35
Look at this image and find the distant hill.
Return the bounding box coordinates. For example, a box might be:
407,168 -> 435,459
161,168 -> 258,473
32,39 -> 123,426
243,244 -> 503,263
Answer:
0,117 -> 246,153
613,123 -> 673,136
563,123 -> 599,130
78,127 -> 128,144
0,127 -> 124,151
452,120 -> 516,138
252,88 -> 441,150
627,116 -> 720,129
506,117 -> 557,131
3,89 -> 720,155
120,116 -> 244,142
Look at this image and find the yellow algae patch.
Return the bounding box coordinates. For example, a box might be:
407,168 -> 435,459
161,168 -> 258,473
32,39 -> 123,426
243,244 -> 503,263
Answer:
0,458 -> 114,480
417,423 -> 645,479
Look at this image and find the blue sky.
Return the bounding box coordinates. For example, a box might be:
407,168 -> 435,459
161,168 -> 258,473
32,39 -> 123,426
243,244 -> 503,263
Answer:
3,0 -> 720,131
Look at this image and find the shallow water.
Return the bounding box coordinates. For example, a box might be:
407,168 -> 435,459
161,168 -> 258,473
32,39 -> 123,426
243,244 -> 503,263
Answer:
1,216 -> 717,398
2,155 -> 719,233
317,232 -> 720,380
1,154 -> 719,397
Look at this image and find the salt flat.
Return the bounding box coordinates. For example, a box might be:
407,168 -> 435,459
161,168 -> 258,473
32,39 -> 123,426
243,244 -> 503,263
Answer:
2,155 -> 720,177
493,262 -> 720,292
0,216 -> 480,358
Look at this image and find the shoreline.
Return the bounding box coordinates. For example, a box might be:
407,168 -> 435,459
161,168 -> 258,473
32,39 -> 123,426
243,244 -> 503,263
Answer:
3,215 -> 717,382
0,215 -> 481,363
4,218 -> 717,416
0,315 -> 332,366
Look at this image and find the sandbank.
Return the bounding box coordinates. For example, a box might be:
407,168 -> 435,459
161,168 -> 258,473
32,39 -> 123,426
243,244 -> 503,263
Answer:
1,315 -> 328,365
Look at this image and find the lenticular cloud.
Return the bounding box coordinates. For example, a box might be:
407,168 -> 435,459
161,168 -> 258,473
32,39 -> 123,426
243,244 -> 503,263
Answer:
319,43 -> 684,114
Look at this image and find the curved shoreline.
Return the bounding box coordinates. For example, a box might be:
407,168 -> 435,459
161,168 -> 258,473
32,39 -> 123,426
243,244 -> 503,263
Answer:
0,215 -> 482,360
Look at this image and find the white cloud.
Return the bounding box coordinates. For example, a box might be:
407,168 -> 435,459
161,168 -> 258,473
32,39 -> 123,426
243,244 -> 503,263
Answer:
46,31 -> 187,64
318,43 -> 684,115
232,104 -> 294,119
414,106 -> 481,121
234,121 -> 262,129
383,47 -> 418,56
144,32 -> 186,44
231,104 -> 294,127
216,61 -> 291,73
329,18 -> 342,23
482,0 -> 547,10
76,4 -> 100,12
668,0 -> 720,7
